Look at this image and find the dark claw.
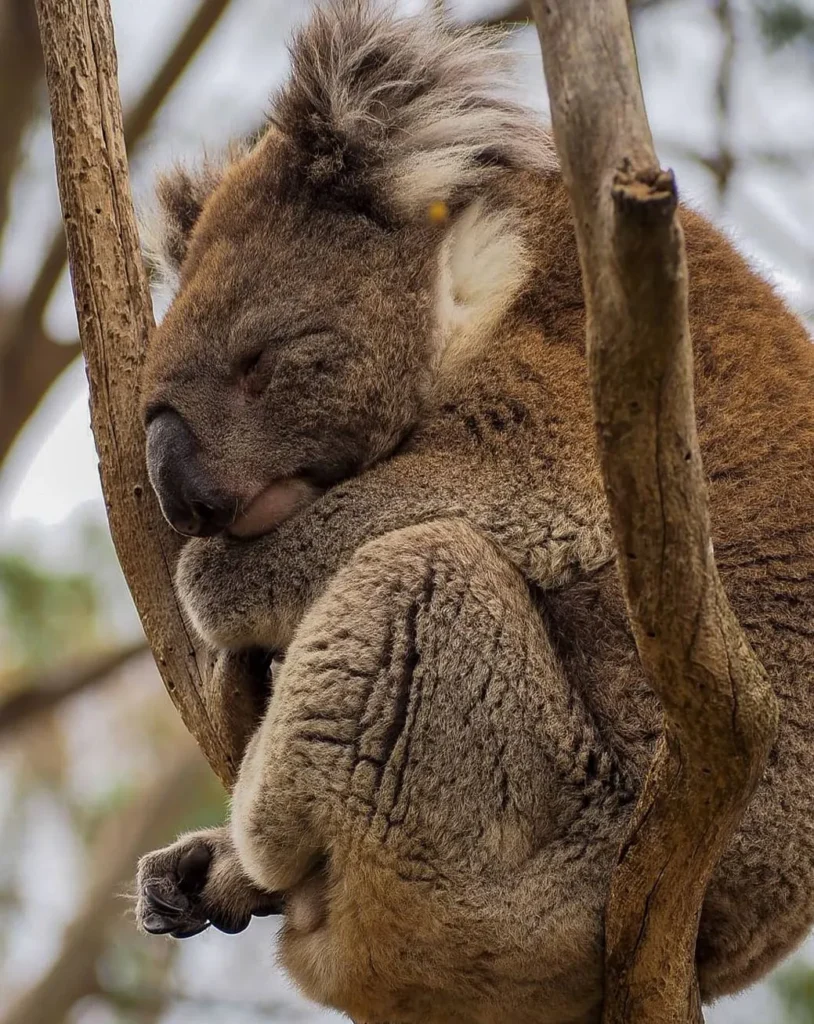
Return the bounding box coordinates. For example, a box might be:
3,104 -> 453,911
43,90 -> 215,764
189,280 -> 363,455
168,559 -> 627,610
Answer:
253,893 -> 285,917
177,843 -> 212,895
144,882 -> 185,918
142,912 -> 180,936
171,921 -> 211,939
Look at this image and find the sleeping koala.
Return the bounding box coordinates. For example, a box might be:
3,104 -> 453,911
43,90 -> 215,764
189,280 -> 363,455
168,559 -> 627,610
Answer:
135,5 -> 814,1023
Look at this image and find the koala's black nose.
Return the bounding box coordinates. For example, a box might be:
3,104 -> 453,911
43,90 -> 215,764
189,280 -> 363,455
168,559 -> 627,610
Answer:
145,408 -> 237,537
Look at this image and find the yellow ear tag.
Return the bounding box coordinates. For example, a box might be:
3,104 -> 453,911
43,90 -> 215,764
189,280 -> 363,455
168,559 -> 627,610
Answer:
427,200 -> 450,224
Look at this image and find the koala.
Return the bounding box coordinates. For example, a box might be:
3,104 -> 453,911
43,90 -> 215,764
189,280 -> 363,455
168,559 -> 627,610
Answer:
135,5 -> 814,1023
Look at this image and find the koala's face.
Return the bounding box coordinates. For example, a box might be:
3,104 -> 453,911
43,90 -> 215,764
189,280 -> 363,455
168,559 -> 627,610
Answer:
142,141 -> 435,538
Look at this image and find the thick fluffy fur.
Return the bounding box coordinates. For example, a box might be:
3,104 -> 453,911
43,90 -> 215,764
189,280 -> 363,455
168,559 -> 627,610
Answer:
136,4 -> 814,1023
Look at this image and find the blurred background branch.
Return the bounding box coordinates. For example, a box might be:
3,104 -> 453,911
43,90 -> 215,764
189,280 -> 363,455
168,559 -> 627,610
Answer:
712,0 -> 737,202
0,641 -> 148,740
0,0 -> 233,465
0,751 -> 208,1024
0,0 -> 42,237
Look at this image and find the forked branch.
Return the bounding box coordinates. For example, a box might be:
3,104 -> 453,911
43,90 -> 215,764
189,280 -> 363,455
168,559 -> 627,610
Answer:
35,0 -> 242,788
528,1 -> 778,1021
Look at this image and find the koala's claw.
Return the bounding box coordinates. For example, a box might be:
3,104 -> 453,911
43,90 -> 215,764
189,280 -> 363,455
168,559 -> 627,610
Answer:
140,880 -> 210,938
137,833 -> 281,940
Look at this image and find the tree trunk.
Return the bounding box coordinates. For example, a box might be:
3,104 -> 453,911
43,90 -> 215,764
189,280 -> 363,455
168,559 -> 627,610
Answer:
528,2 -> 778,1022
35,0 -> 241,789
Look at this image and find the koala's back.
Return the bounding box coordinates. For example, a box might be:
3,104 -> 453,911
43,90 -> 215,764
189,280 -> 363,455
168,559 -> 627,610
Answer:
682,210 -> 814,991
473,178 -> 814,996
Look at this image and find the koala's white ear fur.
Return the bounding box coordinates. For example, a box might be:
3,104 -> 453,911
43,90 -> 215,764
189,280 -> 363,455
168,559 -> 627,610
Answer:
273,6 -> 556,224
140,167 -> 212,291
435,202 -> 529,366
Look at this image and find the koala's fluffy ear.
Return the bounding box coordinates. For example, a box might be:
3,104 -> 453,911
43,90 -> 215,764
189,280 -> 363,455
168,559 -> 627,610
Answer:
271,4 -> 556,224
141,159 -> 230,290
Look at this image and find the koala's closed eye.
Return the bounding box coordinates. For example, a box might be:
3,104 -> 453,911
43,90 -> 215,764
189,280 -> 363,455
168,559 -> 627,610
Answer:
238,348 -> 271,395
237,330 -> 334,396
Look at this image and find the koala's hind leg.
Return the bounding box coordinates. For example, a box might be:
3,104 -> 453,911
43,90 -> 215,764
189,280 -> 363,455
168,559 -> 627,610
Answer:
228,520 -> 615,1024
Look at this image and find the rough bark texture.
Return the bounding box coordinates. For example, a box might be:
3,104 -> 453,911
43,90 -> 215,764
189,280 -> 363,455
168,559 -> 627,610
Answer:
35,0 -> 241,788
0,0 -> 233,465
529,2 -> 779,1022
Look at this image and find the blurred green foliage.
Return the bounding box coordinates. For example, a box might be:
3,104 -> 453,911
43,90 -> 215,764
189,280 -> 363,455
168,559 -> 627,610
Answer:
0,553 -> 99,671
757,0 -> 814,52
776,962 -> 814,1023
0,515 -> 133,677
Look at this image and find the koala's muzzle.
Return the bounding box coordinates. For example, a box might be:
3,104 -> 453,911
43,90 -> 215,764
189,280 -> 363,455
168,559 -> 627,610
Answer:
146,409 -> 237,537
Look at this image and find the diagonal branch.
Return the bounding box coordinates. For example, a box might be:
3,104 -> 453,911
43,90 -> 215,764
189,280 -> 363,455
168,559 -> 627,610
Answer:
35,0 -> 242,789
0,327 -> 78,465
0,640 -> 148,740
0,0 -> 233,467
528,2 -> 778,1022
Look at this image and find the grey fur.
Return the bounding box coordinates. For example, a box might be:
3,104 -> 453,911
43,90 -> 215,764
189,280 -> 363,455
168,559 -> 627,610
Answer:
135,4 -> 814,1023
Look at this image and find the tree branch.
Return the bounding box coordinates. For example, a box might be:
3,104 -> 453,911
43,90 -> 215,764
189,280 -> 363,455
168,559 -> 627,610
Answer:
0,0 -> 233,466
478,0 -> 666,30
711,0 -> 736,203
0,641 -> 148,739
528,2 -> 778,1022
0,329 -> 79,465
0,0 -> 43,240
35,0 -> 242,788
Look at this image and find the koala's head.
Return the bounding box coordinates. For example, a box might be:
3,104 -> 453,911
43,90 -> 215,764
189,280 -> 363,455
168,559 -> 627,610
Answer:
141,3 -> 555,538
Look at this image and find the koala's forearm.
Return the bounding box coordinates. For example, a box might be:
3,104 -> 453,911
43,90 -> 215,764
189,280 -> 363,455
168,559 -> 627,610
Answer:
176,446 -> 613,652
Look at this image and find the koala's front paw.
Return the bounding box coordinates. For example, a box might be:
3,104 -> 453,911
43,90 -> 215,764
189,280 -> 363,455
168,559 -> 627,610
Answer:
136,828 -> 282,939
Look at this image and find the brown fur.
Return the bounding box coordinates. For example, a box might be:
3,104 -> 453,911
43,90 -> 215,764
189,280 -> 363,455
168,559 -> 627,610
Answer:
135,5 -> 814,1022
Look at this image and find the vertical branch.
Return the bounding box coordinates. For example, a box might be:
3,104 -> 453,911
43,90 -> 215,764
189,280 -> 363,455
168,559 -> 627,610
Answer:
0,0 -> 234,466
34,0 -> 242,788
528,2 -> 778,1022
0,0 -> 43,238
712,0 -> 736,205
